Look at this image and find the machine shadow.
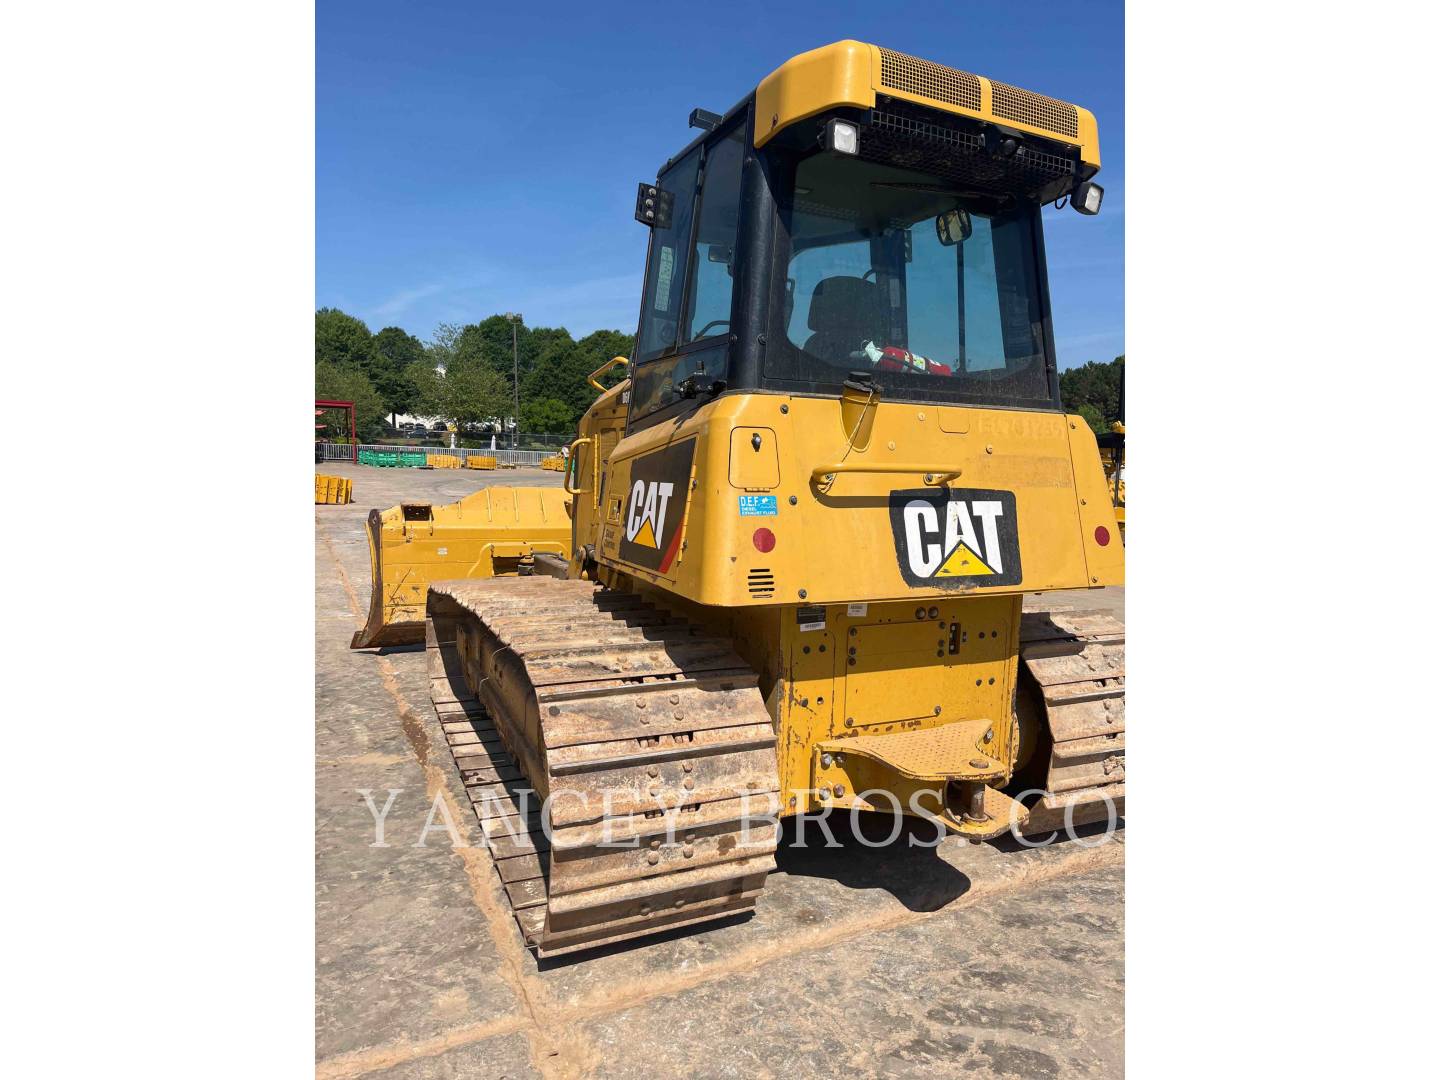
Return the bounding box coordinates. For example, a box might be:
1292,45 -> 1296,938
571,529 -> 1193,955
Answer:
375,643 -> 425,656
774,811 -> 972,913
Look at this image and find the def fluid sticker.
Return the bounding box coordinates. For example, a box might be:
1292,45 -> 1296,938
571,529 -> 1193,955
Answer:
888,488 -> 1022,588
738,495 -> 777,517
619,439 -> 696,574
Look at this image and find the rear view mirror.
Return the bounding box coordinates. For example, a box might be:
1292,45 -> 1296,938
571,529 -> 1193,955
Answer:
935,208 -> 972,246
708,244 -> 735,277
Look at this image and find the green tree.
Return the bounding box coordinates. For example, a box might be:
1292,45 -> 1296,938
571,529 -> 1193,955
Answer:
412,356 -> 508,434
315,361 -> 386,438
413,317 -> 636,436
1060,355 -> 1124,434
371,326 -> 426,424
315,308 -> 374,369
454,316 -> 518,378
520,397 -> 575,435
424,323 -> 461,372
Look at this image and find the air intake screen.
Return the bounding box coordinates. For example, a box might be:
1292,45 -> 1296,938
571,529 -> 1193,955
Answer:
879,47 -> 981,112
747,569 -> 775,598
989,80 -> 1079,139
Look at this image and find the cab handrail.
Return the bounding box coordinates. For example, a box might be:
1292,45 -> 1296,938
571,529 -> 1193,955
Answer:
587,356 -> 630,392
563,438 -> 594,495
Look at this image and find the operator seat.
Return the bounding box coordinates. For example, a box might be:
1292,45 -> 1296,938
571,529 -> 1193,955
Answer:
804,275 -> 883,364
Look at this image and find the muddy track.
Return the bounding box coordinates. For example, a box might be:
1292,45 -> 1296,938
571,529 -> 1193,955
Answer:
1019,608 -> 1126,832
426,577 -> 783,958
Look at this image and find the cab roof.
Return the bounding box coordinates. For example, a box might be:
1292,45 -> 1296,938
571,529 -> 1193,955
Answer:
754,40 -> 1100,169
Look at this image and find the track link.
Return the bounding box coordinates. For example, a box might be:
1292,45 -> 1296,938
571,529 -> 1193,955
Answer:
426,577 -> 781,958
1019,608 -> 1125,833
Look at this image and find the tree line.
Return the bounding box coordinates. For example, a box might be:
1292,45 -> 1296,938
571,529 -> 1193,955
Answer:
315,307 -> 635,442
1059,355 -> 1124,434
317,307 -> 1123,441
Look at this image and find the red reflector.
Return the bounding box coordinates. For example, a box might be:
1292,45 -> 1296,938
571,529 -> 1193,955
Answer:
1094,525 -> 1111,547
752,527 -> 776,553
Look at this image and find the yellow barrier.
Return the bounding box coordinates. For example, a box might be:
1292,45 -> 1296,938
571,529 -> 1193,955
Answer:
540,455 -> 566,471
426,453 -> 461,469
314,475 -> 353,505
466,455 -> 498,470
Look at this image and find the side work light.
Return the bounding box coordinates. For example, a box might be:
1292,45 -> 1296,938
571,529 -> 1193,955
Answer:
1072,181 -> 1104,216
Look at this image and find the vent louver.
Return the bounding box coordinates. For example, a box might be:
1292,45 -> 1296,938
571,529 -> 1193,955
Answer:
879,47 -> 981,112
747,569 -> 775,598
989,79 -> 1079,139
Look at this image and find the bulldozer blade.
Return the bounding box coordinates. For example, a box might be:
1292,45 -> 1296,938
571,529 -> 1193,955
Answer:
350,487 -> 573,649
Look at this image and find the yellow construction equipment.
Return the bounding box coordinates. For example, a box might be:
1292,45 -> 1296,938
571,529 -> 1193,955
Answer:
314,474 -> 352,505
540,454 -> 566,471
349,487 -> 572,648
406,41 -> 1122,956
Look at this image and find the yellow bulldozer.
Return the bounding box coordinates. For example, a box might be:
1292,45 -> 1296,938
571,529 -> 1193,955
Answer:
360,41 -> 1124,957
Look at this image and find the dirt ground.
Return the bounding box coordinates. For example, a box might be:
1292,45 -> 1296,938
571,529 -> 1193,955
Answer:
316,461 -> 1124,1079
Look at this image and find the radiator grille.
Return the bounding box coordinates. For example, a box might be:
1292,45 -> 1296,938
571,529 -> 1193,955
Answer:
989,79 -> 1079,139
879,47 -> 981,112
747,569 -> 775,598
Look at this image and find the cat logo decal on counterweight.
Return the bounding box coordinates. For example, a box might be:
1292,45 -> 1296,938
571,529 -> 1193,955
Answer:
618,439 -> 696,574
888,487 -> 1022,588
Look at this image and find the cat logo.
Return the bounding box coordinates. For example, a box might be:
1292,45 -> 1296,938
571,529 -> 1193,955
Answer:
887,487 -> 1023,589
626,480 -> 674,549
618,439 -> 696,574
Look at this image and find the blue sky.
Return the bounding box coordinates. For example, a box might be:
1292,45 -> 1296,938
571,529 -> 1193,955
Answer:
318,0 -> 1123,368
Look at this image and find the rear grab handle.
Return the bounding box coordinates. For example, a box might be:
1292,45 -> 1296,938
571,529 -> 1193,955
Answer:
811,461 -> 962,491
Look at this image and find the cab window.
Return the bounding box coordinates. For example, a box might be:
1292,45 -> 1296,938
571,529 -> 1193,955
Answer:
682,127 -> 744,344
630,118 -> 746,430
636,150 -> 700,362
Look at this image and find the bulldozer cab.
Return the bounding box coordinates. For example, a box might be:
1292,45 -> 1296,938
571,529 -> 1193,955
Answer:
626,40 -> 1100,438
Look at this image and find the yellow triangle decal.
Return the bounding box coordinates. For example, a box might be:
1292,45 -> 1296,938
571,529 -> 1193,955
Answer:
633,517 -> 658,548
935,540 -> 996,577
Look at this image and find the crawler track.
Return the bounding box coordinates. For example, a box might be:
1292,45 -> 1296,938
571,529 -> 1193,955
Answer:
426,577 -> 781,958
1018,608 -> 1126,833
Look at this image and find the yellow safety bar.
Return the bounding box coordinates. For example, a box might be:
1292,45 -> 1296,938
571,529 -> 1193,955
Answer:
563,438 -> 594,496
587,355 -> 630,392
